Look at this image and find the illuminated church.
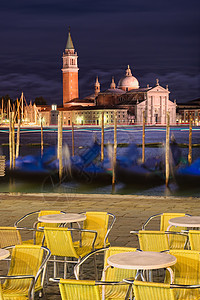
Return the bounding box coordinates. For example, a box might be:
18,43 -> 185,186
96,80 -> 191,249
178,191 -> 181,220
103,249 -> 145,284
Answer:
36,29 -> 177,126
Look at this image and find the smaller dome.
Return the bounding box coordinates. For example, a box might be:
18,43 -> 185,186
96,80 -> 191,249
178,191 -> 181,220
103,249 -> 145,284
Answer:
118,65 -> 139,90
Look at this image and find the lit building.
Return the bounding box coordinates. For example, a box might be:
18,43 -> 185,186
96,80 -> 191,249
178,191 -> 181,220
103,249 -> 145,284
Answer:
177,98 -> 200,125
29,29 -> 178,126
96,67 -> 177,125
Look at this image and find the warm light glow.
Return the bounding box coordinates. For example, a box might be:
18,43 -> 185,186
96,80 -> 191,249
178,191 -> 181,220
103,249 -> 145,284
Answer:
76,115 -> 83,124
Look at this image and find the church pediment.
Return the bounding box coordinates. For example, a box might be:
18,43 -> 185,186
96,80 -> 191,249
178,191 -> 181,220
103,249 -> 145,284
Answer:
148,85 -> 169,93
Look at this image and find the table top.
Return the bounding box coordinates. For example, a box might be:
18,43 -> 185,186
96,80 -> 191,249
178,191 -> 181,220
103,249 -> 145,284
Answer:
0,249 -> 10,260
169,216 -> 200,227
38,213 -> 86,223
107,251 -> 177,270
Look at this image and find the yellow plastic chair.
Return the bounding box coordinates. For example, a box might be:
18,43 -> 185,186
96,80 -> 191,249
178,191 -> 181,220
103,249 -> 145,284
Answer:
79,212 -> 116,249
142,213 -> 190,249
132,230 -> 187,252
142,213 -> 191,231
189,230 -> 200,251
137,230 -> 169,252
58,279 -> 101,300
134,280 -> 200,300
0,244 -> 51,300
165,250 -> 200,299
133,280 -> 176,300
51,278 -> 132,300
15,210 -> 65,245
75,246 -> 137,299
0,227 -> 22,248
102,247 -> 137,300
44,227 -> 97,278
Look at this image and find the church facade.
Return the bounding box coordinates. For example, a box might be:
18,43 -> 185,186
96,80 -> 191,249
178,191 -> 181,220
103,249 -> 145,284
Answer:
35,29 -> 177,126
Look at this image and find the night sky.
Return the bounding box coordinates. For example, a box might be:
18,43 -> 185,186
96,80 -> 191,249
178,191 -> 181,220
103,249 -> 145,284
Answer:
0,0 -> 199,104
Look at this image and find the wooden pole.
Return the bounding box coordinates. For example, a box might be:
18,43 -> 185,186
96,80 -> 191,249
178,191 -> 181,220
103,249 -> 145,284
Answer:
21,92 -> 24,122
17,98 -> 20,122
9,112 -> 13,169
41,118 -> 44,157
101,112 -> 104,161
16,119 -> 20,158
1,98 -> 3,122
58,112 -> 63,180
8,99 -> 10,120
12,112 -> 15,168
188,115 -> 192,165
165,111 -> 170,187
142,110 -> 145,163
34,104 -> 37,124
72,121 -> 75,157
112,111 -> 117,192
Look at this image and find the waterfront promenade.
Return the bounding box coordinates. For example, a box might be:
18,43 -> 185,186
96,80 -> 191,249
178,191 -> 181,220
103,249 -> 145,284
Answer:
0,193 -> 200,299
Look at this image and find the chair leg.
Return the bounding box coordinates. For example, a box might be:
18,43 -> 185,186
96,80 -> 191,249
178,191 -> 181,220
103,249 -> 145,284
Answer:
94,254 -> 98,280
64,257 -> 67,279
53,255 -> 57,278
76,258 -> 81,279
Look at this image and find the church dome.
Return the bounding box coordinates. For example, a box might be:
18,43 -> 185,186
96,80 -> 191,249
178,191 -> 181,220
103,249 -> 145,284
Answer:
118,65 -> 139,91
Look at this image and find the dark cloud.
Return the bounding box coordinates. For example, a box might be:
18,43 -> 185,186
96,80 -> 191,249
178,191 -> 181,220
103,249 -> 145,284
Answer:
0,0 -> 199,104
1,0 -> 199,15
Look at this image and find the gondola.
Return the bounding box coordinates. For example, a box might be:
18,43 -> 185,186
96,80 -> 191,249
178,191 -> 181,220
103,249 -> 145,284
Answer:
174,158 -> 200,189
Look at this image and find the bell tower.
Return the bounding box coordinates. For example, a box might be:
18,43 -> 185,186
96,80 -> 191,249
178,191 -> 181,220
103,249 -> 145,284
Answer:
62,27 -> 79,106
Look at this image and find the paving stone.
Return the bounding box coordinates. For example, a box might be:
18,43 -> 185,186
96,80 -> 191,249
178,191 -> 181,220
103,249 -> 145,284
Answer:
0,193 -> 199,299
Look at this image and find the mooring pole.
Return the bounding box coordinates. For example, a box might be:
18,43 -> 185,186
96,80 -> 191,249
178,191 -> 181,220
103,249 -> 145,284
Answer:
165,111 -> 170,187
41,118 -> 44,157
9,112 -> 13,169
16,119 -> 20,158
72,121 -> 75,157
142,110 -> 145,164
12,112 -> 15,168
112,111 -> 117,192
1,98 -> 3,122
58,112 -> 63,180
101,112 -> 104,161
188,115 -> 192,165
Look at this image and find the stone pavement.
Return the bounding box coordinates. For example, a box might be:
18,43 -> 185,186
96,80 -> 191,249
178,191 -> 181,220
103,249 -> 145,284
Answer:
0,193 -> 200,299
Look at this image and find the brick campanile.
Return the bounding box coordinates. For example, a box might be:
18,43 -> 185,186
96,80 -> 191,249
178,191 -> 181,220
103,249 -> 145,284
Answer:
62,28 -> 79,106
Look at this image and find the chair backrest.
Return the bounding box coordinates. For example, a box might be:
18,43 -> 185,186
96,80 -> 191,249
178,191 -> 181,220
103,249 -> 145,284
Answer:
103,246 -> 137,300
36,210 -> 62,245
160,213 -> 188,231
44,227 -> 79,258
3,245 -> 46,291
82,212 -> 112,248
138,231 -> 169,252
0,284 -> 4,300
104,247 -> 137,281
133,280 -> 176,300
0,227 -> 22,248
59,279 -> 101,300
166,250 -> 200,299
189,230 -> 200,251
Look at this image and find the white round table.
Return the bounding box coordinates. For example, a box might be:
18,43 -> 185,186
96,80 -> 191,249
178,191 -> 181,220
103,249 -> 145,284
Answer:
0,249 -> 10,260
38,213 -> 86,224
105,251 -> 177,284
168,216 -> 200,228
107,251 -> 177,270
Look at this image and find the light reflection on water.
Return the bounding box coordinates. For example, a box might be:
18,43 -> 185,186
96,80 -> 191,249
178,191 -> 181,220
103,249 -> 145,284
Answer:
0,126 -> 200,196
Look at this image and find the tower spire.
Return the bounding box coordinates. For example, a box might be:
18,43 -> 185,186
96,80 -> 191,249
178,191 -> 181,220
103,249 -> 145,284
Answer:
66,26 -> 74,50
94,76 -> 100,95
